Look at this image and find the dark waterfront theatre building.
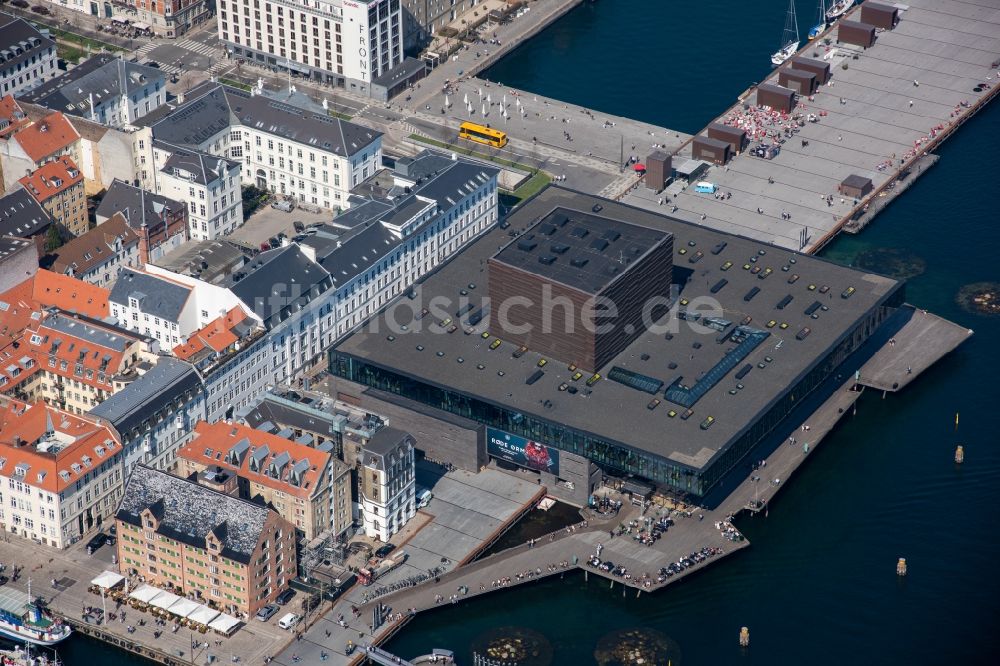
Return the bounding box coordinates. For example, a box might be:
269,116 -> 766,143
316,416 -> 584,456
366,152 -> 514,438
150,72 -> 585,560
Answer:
331,187 -> 905,498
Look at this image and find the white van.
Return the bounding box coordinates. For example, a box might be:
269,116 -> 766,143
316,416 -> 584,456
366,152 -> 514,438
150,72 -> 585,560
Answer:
277,612 -> 300,630
417,488 -> 433,508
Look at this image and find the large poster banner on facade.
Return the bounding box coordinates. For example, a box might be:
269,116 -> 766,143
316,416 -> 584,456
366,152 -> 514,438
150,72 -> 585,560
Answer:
487,428 -> 560,476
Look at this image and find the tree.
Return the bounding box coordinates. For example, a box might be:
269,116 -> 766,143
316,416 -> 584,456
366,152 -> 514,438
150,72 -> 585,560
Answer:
44,225 -> 63,252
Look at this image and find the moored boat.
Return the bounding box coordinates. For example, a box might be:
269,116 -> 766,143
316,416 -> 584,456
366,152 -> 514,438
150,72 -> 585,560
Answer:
809,0 -> 828,39
0,584 -> 71,647
771,0 -> 800,66
826,0 -> 854,21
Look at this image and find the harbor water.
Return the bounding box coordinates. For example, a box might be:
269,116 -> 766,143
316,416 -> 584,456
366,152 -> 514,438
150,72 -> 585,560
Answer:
61,0 -> 998,662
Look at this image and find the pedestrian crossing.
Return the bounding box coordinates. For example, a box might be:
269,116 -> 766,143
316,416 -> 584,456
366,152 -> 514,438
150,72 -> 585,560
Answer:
175,39 -> 218,57
207,61 -> 232,77
135,42 -> 157,58
145,60 -> 182,76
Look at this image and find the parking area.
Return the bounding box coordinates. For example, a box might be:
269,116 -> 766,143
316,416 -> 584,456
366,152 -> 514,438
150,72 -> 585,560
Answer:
228,204 -> 332,251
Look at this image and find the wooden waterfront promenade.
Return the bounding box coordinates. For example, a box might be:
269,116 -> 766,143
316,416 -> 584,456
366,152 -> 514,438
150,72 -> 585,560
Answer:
314,304 -> 971,666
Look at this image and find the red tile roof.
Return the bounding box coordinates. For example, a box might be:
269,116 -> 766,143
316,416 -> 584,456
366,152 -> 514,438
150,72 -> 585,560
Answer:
25,313 -> 140,392
50,212 -> 139,278
0,94 -> 29,139
19,155 -> 83,203
0,396 -> 120,494
14,111 -> 79,163
0,278 -> 39,348
173,307 -> 249,360
32,269 -> 110,319
179,421 -> 330,500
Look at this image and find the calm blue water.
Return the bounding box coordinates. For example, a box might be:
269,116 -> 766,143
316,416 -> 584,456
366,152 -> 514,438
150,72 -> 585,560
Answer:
485,0 -> 833,134
65,0 -> 999,663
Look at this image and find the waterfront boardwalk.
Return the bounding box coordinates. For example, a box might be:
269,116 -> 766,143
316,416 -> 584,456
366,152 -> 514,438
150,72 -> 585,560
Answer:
262,304 -> 971,666
621,0 -> 1000,251
858,309 -> 973,392
400,0 -> 690,196
0,534 -> 290,665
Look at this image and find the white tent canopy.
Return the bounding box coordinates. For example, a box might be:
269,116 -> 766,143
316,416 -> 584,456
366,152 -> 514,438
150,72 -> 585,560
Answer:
91,571 -> 125,589
187,605 -> 220,626
149,591 -> 183,611
168,597 -> 200,618
208,613 -> 241,635
129,584 -> 162,604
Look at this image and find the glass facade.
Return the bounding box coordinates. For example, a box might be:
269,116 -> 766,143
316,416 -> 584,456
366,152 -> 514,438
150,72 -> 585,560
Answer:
331,292 -> 903,497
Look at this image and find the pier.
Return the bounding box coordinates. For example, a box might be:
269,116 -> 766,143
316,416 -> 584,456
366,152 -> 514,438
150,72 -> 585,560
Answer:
621,0 -> 1000,251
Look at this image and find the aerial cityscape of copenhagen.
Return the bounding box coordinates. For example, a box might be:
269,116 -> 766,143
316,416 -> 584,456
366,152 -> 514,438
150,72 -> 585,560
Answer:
0,1 -> 996,665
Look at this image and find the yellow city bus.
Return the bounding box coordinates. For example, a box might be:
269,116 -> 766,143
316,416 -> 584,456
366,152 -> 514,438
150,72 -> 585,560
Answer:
459,122 -> 508,148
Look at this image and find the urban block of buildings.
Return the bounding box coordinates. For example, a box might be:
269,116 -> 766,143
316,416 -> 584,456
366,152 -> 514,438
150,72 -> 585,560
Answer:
0,395 -> 125,548
177,420 -> 352,542
18,154 -> 87,236
95,179 -> 189,265
115,463 -> 297,615
0,15 -> 57,99
218,0 -> 426,100
17,53 -> 166,129
137,82 -> 383,216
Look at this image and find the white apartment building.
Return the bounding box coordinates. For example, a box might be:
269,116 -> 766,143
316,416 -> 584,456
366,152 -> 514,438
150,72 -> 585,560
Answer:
358,427 -> 415,542
89,356 -> 208,474
137,83 -> 381,211
109,266 -> 254,349
0,397 -> 125,548
0,16 -> 57,98
218,0 -> 404,97
152,145 -> 243,240
131,151 -> 498,424
18,53 -> 166,129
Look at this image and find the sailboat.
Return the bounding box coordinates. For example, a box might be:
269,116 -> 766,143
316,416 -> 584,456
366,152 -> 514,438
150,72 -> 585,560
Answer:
771,0 -> 800,66
809,0 -> 828,39
826,0 -> 854,21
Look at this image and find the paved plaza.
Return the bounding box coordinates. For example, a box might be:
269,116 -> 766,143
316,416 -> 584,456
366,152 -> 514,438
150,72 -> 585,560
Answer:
0,530 -> 291,665
271,464 -> 542,665
623,0 -> 1000,251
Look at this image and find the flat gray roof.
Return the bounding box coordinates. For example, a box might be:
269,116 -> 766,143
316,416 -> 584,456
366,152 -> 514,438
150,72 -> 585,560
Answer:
491,208 -> 670,295
336,186 -> 900,471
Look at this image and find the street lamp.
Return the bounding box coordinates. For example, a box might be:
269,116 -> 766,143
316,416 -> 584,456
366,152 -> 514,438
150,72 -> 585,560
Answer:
751,475 -> 762,511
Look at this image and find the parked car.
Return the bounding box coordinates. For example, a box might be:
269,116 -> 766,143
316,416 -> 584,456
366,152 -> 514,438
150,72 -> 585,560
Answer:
271,199 -> 295,212
293,221 -> 305,233
255,604 -> 279,621
275,588 -> 296,606
86,533 -> 107,554
277,612 -> 300,630
374,544 -> 396,558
